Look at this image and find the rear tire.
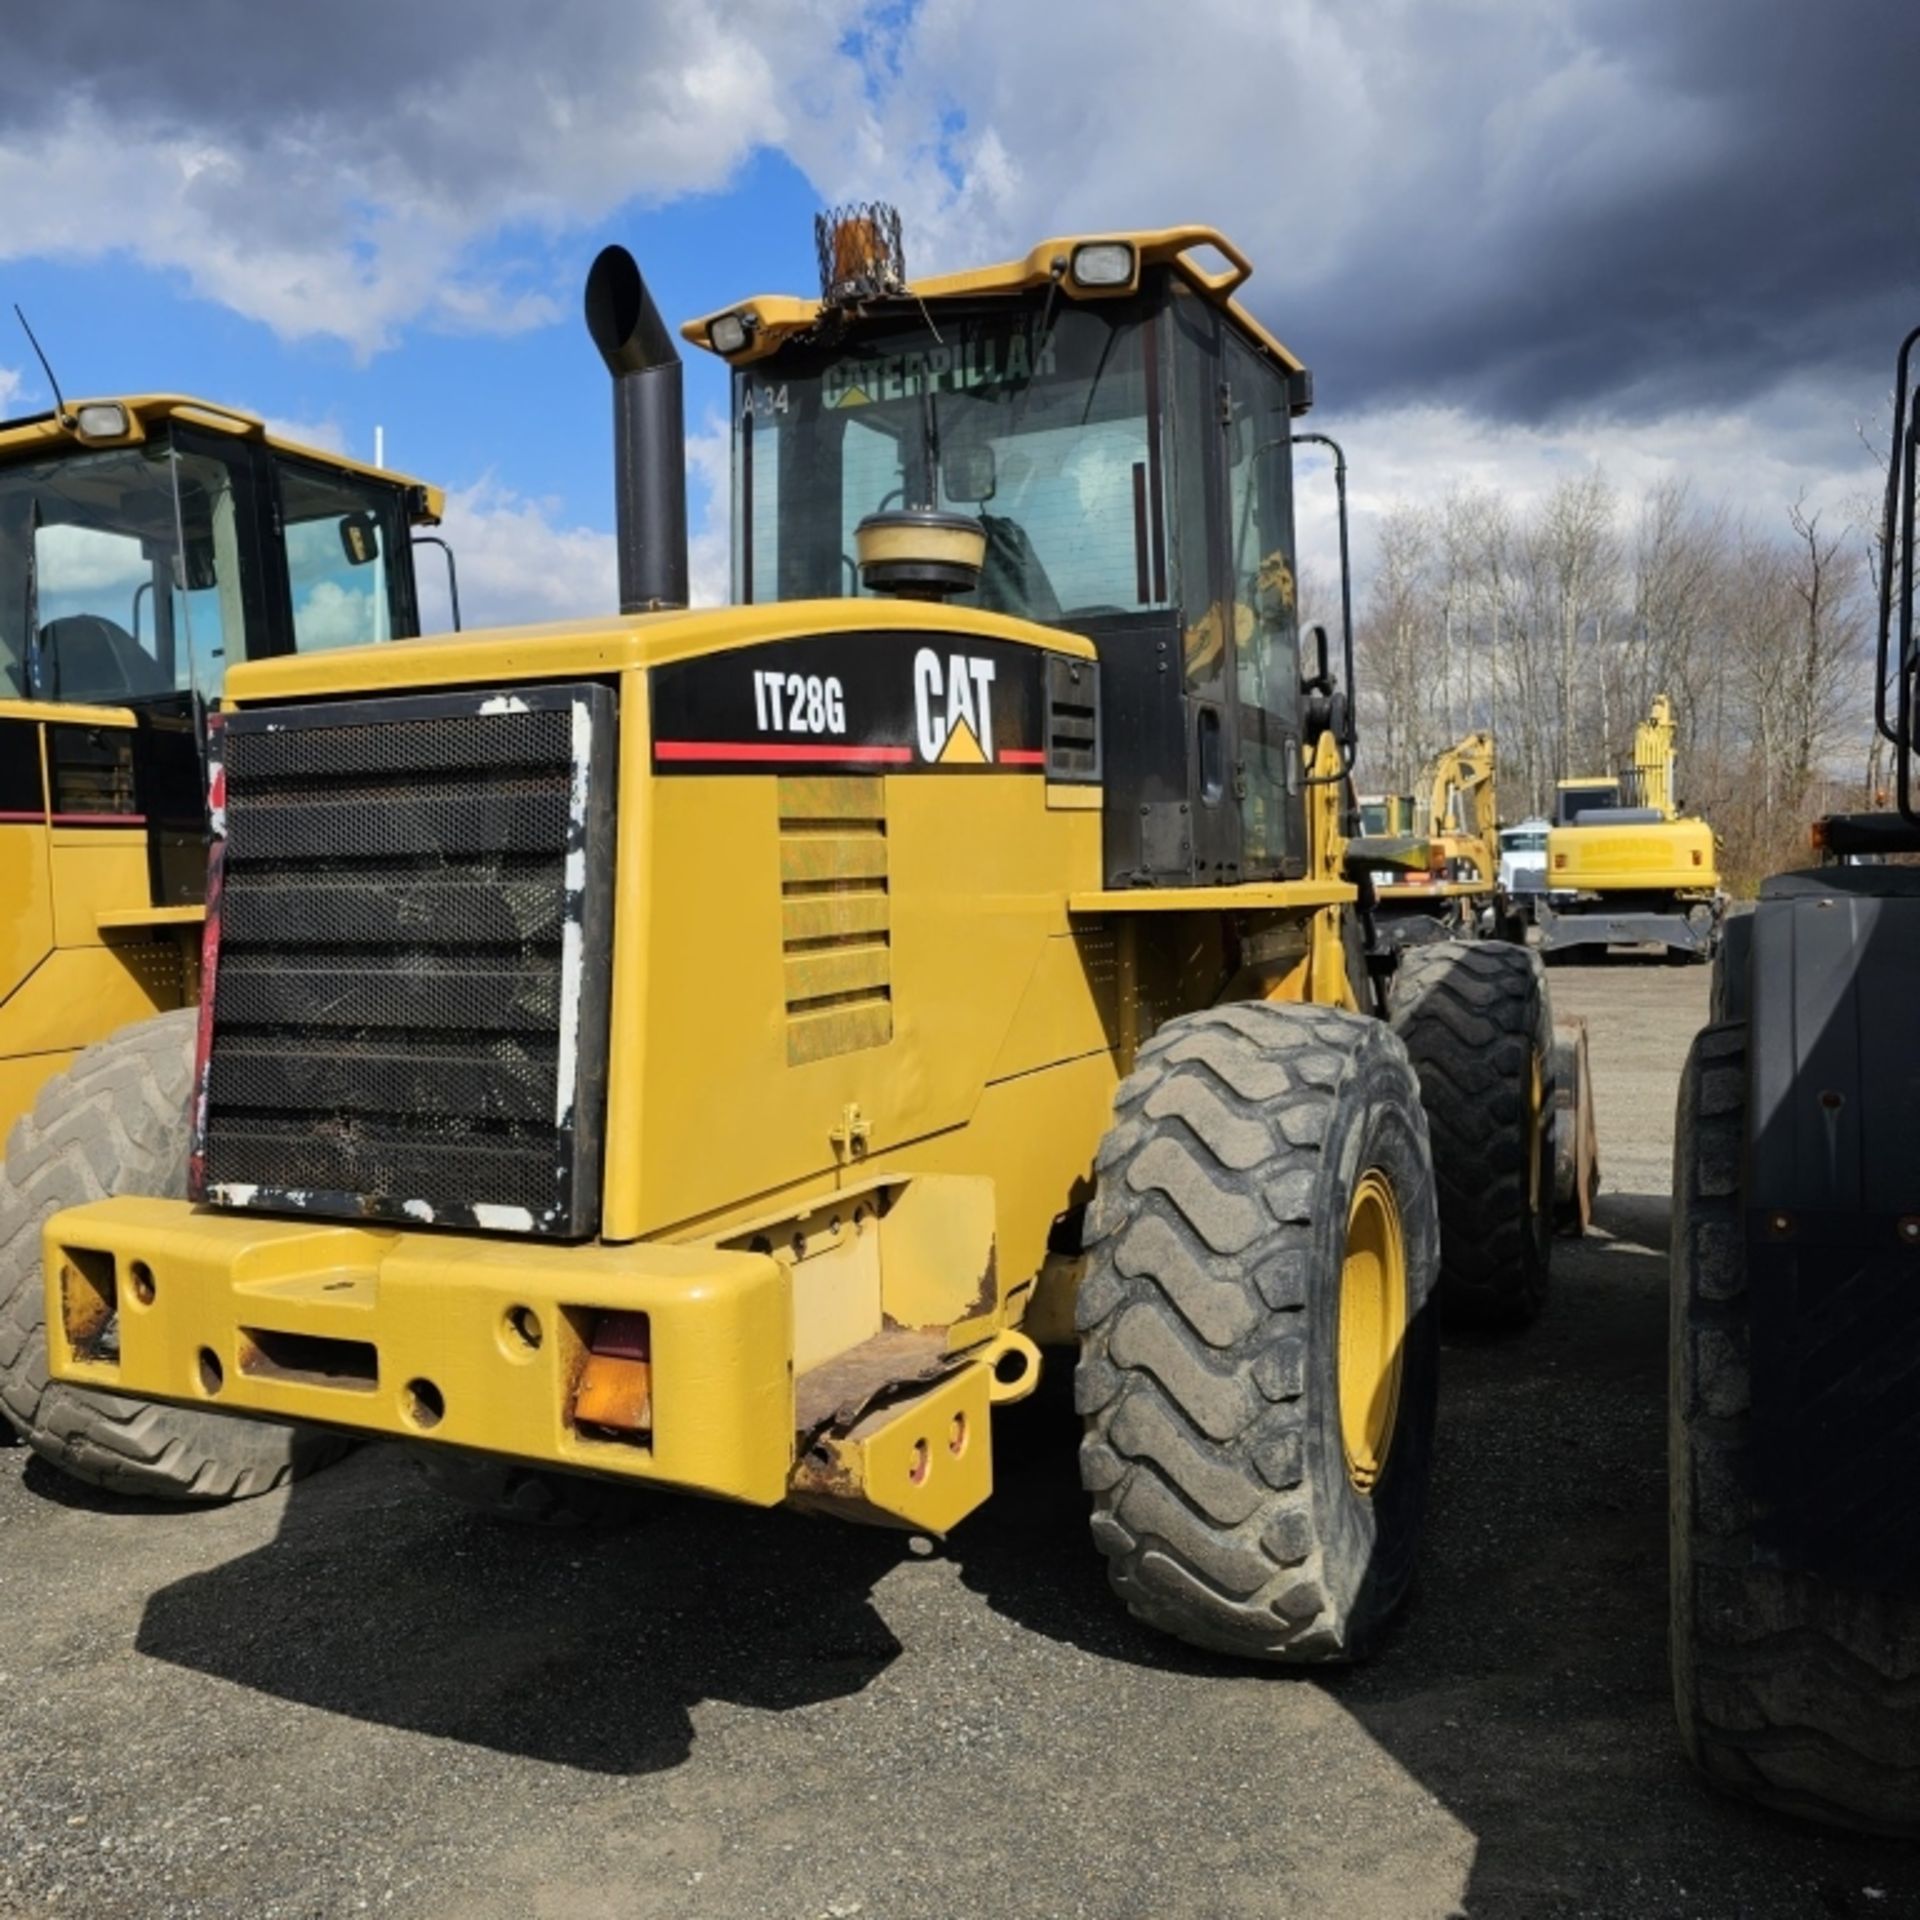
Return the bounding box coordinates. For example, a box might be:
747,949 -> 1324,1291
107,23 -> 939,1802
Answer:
1389,940 -> 1555,1329
1671,1023 -> 1920,1836
1076,1001 -> 1440,1663
0,1011 -> 350,1501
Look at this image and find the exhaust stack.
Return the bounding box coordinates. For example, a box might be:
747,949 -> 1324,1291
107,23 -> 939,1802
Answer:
584,246 -> 688,613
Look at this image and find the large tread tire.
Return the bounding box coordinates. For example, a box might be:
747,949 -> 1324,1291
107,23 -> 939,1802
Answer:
0,1011 -> 350,1501
413,1449 -> 651,1529
1076,1001 -> 1441,1663
1389,939 -> 1554,1329
1671,1023 -> 1920,1837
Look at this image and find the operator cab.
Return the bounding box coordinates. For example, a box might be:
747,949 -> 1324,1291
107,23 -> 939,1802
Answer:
0,396 -> 443,897
1554,779 -> 1621,826
691,218 -> 1335,891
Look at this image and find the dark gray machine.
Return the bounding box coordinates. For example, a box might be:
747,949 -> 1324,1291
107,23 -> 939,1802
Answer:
1668,326 -> 1920,1835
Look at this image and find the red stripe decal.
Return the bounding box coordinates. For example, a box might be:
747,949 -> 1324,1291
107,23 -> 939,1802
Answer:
997,749 -> 1047,766
655,741 -> 914,765
49,812 -> 147,827
0,810 -> 44,823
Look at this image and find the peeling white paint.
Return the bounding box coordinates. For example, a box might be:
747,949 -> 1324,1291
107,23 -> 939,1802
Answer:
473,1203 -> 536,1233
480,693 -> 533,715
402,1199 -> 436,1223
552,696 -> 596,1127
214,1183 -> 260,1207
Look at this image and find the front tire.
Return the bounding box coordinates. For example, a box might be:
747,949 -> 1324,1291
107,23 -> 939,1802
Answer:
1671,1024 -> 1920,1836
0,1012 -> 349,1501
1389,940 -> 1555,1329
1076,1001 -> 1440,1663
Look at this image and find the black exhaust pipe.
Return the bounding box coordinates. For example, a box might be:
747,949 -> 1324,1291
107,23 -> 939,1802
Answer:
584,245 -> 688,613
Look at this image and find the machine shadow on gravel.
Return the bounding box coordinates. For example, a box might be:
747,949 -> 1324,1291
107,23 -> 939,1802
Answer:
133,1456 -> 911,1776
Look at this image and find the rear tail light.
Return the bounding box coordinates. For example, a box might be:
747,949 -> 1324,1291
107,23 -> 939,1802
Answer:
573,1311 -> 652,1436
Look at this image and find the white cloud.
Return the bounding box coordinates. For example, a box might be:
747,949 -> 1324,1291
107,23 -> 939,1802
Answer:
0,365 -> 24,414
686,414 -> 732,609
263,415 -> 350,457
1292,373 -> 1881,599
420,426 -> 730,635
423,477 -> 617,632
0,5 -> 873,356
292,578 -> 377,649
36,523 -> 149,594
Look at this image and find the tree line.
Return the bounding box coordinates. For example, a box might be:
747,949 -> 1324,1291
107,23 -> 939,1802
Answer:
1338,473 -> 1879,891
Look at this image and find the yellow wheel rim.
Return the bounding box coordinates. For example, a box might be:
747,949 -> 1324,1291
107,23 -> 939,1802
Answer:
1528,1049 -> 1546,1217
1338,1168 -> 1408,1493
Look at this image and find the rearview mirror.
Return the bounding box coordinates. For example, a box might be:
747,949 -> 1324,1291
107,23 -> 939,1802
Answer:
1302,622 -> 1332,693
175,537 -> 218,593
338,512 -> 381,566
941,442 -> 997,505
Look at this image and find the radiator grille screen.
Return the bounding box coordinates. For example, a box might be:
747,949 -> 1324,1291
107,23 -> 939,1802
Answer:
194,684 -> 616,1237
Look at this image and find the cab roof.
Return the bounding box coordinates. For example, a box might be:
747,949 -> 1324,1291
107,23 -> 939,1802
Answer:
684,224 -> 1307,394
0,393 -> 444,523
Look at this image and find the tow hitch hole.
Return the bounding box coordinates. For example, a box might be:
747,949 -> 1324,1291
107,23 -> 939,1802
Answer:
128,1261 -> 156,1307
994,1344 -> 1031,1390
197,1348 -> 224,1395
948,1411 -> 969,1457
908,1437 -> 930,1485
503,1305 -> 543,1355
403,1378 -> 446,1430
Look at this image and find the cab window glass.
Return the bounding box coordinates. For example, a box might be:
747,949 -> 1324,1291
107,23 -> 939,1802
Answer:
0,436 -> 254,704
736,300 -> 1167,624
273,456 -> 407,652
1222,329 -> 1300,867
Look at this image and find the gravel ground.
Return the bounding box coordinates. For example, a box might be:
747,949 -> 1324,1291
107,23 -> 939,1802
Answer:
3,961 -> 1918,1920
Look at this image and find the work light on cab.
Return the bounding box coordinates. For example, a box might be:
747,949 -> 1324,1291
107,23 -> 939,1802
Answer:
72,401 -> 131,440
707,310 -> 756,355
1070,241 -> 1136,289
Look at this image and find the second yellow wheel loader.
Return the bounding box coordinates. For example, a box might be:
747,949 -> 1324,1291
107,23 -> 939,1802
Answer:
0,393 -> 445,1498
19,213 -> 1582,1656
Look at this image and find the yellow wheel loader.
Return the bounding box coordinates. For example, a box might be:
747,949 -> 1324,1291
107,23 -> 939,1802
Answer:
0,393 -> 445,1497
1353,730 -> 1508,949
23,215 -> 1581,1654
1540,694 -> 1721,960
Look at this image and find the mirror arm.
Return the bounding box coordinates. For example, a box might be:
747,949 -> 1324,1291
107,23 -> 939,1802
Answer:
1293,431 -> 1356,780
413,535 -> 461,633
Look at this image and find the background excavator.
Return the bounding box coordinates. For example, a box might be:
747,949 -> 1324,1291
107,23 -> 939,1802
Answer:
1355,730 -> 1509,947
1539,695 -> 1722,961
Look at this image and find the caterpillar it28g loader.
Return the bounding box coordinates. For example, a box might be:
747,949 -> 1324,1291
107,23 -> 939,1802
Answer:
1669,326 -> 1920,1833
0,393 -> 445,1498
24,214 -> 1575,1656
1540,695 -> 1722,960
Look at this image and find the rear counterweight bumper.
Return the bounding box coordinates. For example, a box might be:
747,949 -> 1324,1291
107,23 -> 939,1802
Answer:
43,1198 -> 795,1505
1535,901 -> 1716,955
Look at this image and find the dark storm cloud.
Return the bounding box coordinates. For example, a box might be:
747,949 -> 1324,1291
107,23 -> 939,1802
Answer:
1287,0 -> 1920,421
1,0 -> 1911,422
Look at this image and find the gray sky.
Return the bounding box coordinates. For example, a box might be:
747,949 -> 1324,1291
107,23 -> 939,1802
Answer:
1,0 -> 1911,611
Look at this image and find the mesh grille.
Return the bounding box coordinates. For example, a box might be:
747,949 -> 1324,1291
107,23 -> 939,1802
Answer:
199,685 -> 614,1236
